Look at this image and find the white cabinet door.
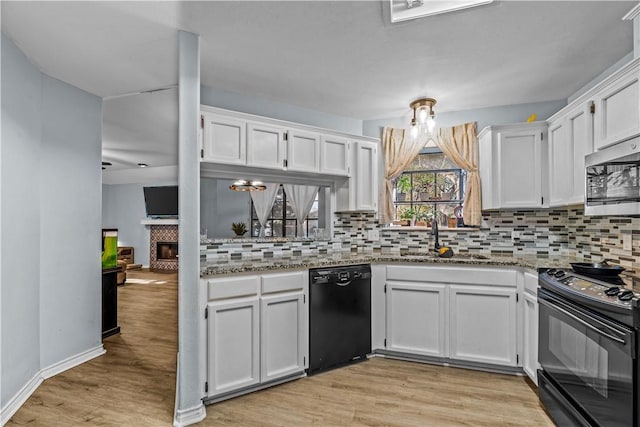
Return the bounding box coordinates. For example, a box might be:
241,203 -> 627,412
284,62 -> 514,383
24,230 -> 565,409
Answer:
547,104 -> 594,207
593,64 -> 640,150
246,122 -> 286,170
201,113 -> 246,165
207,298 -> 260,397
320,135 -> 349,176
548,118 -> 572,206
523,271 -> 539,385
497,127 -> 545,208
385,282 -> 448,357
567,104 -> 593,204
354,141 -> 378,211
478,123 -> 547,210
449,285 -> 517,366
523,291 -> 539,385
287,129 -> 320,172
260,292 -> 306,382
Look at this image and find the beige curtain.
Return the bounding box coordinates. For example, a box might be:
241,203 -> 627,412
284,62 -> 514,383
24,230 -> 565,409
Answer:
436,122 -> 481,226
379,127 -> 426,224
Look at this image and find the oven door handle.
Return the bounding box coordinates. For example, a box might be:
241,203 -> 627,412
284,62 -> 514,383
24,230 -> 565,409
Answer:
539,298 -> 627,345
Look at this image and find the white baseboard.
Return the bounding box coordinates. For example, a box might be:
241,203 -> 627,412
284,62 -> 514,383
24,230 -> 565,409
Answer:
173,351 -> 207,427
1,345 -> 105,426
41,345 -> 105,379
1,372 -> 43,426
173,402 -> 206,427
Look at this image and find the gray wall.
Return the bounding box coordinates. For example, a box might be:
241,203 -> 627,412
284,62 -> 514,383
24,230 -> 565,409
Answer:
201,85 -> 364,135
200,178 -> 251,238
39,74 -> 102,368
1,34 -> 102,410
102,182 -> 178,267
1,33 -> 43,408
362,99 -> 568,138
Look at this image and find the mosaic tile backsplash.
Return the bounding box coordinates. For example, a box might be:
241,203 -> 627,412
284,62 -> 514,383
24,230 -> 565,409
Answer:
201,207 -> 640,272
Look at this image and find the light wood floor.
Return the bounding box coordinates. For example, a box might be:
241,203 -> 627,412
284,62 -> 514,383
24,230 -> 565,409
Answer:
8,269 -> 553,426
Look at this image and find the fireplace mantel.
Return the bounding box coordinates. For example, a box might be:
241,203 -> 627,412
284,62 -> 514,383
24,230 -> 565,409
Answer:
141,218 -> 179,225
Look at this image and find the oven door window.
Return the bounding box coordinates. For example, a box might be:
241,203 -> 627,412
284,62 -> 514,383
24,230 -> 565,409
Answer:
539,292 -> 634,427
586,151 -> 640,207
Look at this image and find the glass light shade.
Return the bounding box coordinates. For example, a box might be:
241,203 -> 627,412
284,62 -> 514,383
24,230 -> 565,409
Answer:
410,124 -> 419,140
426,116 -> 436,132
418,108 -> 428,124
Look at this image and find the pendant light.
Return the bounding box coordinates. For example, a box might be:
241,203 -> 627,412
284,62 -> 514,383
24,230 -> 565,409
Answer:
409,97 -> 437,141
229,180 -> 267,192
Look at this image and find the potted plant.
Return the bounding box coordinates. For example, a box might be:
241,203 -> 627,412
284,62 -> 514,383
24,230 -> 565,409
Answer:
438,176 -> 458,201
414,174 -> 436,201
414,206 -> 433,226
231,222 -> 248,237
395,175 -> 411,202
398,208 -> 416,226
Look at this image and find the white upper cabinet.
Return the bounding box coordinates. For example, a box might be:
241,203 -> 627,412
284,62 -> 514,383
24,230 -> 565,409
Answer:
287,129 -> 320,172
593,60 -> 640,150
353,140 -> 379,211
201,112 -> 246,165
320,135 -> 350,176
548,103 -> 594,207
479,122 -> 548,209
547,117 -> 571,206
246,122 -> 286,170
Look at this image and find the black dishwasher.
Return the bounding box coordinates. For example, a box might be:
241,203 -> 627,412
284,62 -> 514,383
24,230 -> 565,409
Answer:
308,264 -> 371,375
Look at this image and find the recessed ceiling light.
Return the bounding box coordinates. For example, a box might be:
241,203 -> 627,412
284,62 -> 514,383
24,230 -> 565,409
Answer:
102,161 -> 112,166
137,163 -> 148,168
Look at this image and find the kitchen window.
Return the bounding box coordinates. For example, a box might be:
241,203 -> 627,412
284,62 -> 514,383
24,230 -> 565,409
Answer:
394,148 -> 466,226
250,185 -> 319,237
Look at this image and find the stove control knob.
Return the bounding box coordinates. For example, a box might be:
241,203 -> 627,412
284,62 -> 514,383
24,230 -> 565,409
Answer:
546,269 -> 557,275
554,270 -> 566,278
605,287 -> 620,296
618,290 -> 634,301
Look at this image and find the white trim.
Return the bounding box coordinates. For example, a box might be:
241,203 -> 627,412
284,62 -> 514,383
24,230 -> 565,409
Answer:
1,345 -> 104,426
141,218 -> 179,225
622,3 -> 640,21
41,345 -> 105,379
173,403 -> 206,427
0,373 -> 43,425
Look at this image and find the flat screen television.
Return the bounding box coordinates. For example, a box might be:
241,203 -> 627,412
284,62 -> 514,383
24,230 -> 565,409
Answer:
143,186 -> 178,218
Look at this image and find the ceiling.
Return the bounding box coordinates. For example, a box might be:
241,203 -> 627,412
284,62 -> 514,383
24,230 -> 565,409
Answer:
1,1 -> 636,174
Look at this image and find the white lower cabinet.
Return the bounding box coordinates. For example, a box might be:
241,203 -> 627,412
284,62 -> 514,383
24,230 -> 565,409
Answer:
383,266 -> 519,369
205,271 -> 307,399
522,271 -> 539,385
449,285 -> 517,366
260,292 -> 306,382
207,297 -> 260,396
385,282 -> 447,357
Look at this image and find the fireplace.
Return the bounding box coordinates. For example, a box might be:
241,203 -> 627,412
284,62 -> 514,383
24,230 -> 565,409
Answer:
157,242 -> 178,261
150,225 -> 178,272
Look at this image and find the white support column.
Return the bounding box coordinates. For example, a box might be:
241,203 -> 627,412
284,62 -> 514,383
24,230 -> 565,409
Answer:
175,30 -> 206,427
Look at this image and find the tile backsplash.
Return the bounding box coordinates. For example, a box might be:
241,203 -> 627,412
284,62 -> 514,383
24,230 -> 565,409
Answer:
201,207 -> 639,272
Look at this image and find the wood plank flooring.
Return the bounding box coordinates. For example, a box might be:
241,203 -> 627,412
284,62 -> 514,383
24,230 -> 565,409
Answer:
8,269 -> 553,426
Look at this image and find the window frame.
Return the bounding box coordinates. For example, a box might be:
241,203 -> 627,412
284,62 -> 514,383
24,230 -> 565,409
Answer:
393,148 -> 466,226
250,185 -> 319,237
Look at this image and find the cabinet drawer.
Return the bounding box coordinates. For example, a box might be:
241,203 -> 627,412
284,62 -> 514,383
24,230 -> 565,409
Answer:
386,265 -> 517,287
207,275 -> 260,300
261,271 -> 305,294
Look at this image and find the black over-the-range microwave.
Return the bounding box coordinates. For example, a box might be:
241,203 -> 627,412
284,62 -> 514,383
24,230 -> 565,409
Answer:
585,137 -> 640,216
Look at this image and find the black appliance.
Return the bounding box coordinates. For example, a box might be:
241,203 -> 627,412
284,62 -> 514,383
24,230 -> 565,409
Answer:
538,268 -> 640,426
143,185 -> 178,218
308,264 -> 371,375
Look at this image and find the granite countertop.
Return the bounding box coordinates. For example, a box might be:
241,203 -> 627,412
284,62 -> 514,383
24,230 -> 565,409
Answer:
200,252 -> 583,278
